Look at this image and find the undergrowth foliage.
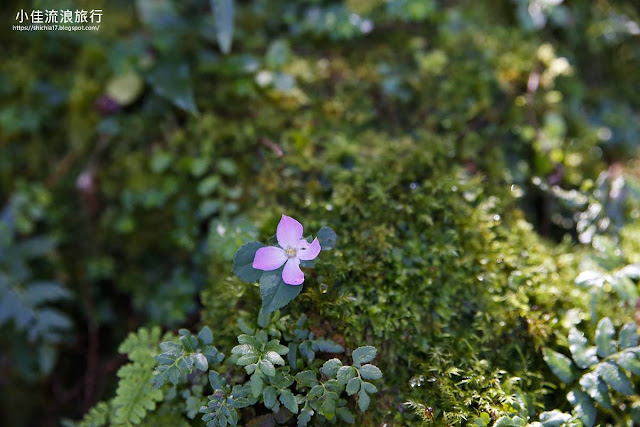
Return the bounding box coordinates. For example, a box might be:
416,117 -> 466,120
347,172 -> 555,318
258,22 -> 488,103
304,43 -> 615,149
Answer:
72,224 -> 382,426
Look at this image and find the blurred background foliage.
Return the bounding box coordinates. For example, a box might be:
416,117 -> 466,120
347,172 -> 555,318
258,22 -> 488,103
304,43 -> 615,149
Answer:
1,0 -> 640,425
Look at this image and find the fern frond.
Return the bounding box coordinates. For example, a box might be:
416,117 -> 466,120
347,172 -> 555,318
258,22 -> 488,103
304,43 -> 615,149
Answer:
112,363 -> 163,425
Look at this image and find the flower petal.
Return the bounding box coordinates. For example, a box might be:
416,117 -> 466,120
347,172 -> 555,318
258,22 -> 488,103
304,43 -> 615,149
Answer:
277,215 -> 303,249
296,238 -> 310,250
253,246 -> 287,271
298,237 -> 321,261
282,258 -> 304,285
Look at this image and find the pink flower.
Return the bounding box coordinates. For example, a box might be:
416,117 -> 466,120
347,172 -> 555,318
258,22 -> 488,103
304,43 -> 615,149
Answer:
253,215 -> 322,285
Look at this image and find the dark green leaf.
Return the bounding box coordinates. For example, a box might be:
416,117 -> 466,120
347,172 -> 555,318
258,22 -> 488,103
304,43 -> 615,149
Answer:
543,348 -> 575,384
579,372 -> 612,409
352,346 -> 377,367
359,364 -> 383,380
619,323 -> 639,349
597,361 -> 635,395
279,389 -> 298,414
595,318 -> 617,358
357,389 -> 370,412
567,389 -> 596,427
568,328 -> 598,369
199,326 -> 214,345
346,377 -> 360,395
260,269 -> 303,315
233,242 -> 265,283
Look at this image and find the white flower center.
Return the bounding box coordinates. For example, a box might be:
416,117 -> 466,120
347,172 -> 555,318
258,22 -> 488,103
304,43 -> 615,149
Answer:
286,247 -> 297,258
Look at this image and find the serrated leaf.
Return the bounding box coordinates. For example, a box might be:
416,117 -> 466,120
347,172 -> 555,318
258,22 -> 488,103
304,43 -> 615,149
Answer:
359,364 -> 383,380
567,389 -> 596,427
233,242 -> 265,283
568,328 -> 598,369
597,361 -> 635,395
357,389 -> 370,412
352,346 -> 377,367
617,351 -> 640,375
543,348 -> 575,384
260,269 -> 303,315
211,0 -> 234,54
619,323 -> 639,349
263,386 -> 277,409
308,384 -> 323,398
279,389 -> 298,414
345,377 -> 360,395
337,366 -> 356,385
322,396 -> 336,419
361,381 -> 377,394
579,372 -> 612,409
317,227 -> 337,250
209,371 -> 227,390
264,351 -> 285,367
297,404 -> 313,427
295,370 -> 318,388
595,318 -> 617,357
250,374 -> 264,398
259,359 -> 276,377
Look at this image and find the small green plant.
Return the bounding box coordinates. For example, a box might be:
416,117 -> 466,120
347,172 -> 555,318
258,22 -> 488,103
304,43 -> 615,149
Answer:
75,216 -> 381,426
543,317 -> 640,427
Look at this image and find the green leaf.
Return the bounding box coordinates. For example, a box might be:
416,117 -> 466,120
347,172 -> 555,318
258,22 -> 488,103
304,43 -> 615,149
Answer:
619,323 -> 639,349
568,328 -> 598,369
336,366 -> 356,385
322,396 -> 336,420
494,417 -> 518,427
359,364 -> 383,380
194,353 -> 209,371
297,404 -> 313,427
264,351 -> 286,366
579,372 -> 612,409
336,407 -> 355,424
260,268 -> 303,314
567,389 -> 596,427
308,385 -> 323,398
617,351 -> 640,375
357,389 -> 370,412
263,386 -> 277,409
361,382 -> 377,394
543,348 -> 575,384
209,371 -> 227,390
317,227 -> 337,250
295,370 -> 318,388
199,326 -> 214,345
211,0 -> 234,54
233,242 -> 265,283
597,361 -> 635,395
148,62 -> 198,115
312,338 -> 344,354
595,318 -> 617,358
259,359 -> 276,377
279,389 -> 298,414
250,374 -> 264,398
539,410 -> 572,427
346,377 -> 360,395
352,346 -> 377,367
